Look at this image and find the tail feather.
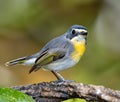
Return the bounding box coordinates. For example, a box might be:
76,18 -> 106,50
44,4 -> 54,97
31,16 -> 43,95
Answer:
5,56 -> 27,66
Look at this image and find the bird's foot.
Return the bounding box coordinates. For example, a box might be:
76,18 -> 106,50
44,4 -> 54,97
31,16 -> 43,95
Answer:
56,79 -> 75,85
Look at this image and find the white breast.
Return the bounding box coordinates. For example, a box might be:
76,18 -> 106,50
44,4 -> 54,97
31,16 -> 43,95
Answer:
43,58 -> 77,71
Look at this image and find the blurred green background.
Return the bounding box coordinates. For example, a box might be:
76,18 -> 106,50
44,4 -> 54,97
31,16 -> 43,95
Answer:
0,0 -> 120,91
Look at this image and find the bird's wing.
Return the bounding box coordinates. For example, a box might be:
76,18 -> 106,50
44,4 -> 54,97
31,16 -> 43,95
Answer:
29,37 -> 73,73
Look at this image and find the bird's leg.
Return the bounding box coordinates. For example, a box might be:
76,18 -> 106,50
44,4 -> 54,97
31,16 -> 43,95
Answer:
51,71 -> 65,81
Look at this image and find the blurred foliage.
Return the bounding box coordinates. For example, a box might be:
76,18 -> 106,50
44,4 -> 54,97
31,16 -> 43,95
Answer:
64,98 -> 86,102
0,88 -> 34,102
0,0 -> 120,93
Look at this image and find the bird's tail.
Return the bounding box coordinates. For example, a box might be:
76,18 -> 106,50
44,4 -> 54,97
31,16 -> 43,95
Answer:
5,56 -> 28,66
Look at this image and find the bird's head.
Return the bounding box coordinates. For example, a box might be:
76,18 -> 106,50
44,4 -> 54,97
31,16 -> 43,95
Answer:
66,25 -> 88,44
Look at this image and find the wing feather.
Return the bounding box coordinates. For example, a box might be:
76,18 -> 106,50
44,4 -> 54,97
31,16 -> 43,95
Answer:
29,37 -> 73,73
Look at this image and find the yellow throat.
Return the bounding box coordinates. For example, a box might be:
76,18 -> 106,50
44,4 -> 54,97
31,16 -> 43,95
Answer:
71,39 -> 86,62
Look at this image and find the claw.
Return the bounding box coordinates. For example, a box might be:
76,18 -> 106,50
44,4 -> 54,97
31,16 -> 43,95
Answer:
55,79 -> 75,85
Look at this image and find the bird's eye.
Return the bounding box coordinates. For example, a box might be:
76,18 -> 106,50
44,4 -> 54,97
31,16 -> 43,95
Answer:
72,29 -> 76,35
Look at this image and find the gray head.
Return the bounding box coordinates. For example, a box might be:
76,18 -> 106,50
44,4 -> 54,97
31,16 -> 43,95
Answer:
66,25 -> 88,40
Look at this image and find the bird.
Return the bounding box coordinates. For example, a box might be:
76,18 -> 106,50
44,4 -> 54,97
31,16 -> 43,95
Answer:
5,25 -> 88,81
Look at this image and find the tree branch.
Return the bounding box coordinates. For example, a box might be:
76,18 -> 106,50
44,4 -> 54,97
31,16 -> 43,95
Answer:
12,81 -> 120,102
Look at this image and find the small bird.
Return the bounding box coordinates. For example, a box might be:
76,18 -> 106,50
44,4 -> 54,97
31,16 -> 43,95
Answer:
5,25 -> 88,81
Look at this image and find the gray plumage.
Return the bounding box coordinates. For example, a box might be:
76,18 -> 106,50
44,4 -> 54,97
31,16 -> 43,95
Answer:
5,25 -> 88,80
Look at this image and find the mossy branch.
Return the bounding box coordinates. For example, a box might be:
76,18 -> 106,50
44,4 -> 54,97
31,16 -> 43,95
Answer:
12,81 -> 120,102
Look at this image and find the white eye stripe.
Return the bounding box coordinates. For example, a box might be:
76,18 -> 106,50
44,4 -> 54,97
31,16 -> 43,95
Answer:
73,29 -> 87,33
